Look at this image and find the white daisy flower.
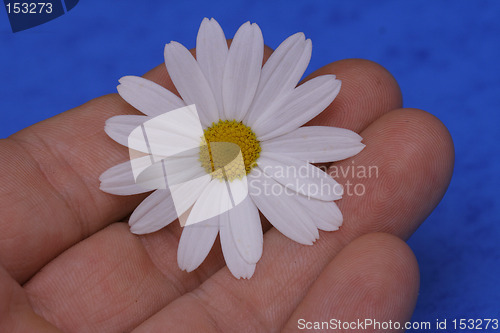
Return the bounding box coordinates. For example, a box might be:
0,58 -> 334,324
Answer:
99,18 -> 365,279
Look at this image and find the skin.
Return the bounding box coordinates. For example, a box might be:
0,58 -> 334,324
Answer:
0,42 -> 454,332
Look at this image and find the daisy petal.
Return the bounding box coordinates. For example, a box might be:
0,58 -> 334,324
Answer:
228,196 -> 263,264
109,105 -> 203,157
295,195 -> 343,231
227,177 -> 249,209
254,75 -> 341,140
177,215 -> 219,272
164,41 -> 219,127
132,158 -> 169,190
249,168 -> 319,245
169,174 -> 212,220
129,189 -> 178,234
117,76 -> 185,117
260,126 -> 365,163
99,156 -> 155,195
246,33 -> 311,125
163,153 -> 206,187
100,155 -> 184,194
196,18 -> 228,113
220,209 -> 257,279
222,22 -> 263,121
258,152 -> 343,201
184,178 -> 246,227
104,115 -> 150,148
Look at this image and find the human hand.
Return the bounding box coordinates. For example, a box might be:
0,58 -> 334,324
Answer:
0,48 -> 453,331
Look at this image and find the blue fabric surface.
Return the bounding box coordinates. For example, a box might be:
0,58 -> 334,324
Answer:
1,0 -> 498,325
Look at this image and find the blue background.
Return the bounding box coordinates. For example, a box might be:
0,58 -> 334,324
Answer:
1,0 -> 499,326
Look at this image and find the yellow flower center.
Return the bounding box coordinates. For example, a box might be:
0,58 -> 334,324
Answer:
199,120 -> 261,181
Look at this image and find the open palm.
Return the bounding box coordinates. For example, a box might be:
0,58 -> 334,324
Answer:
0,46 -> 453,332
